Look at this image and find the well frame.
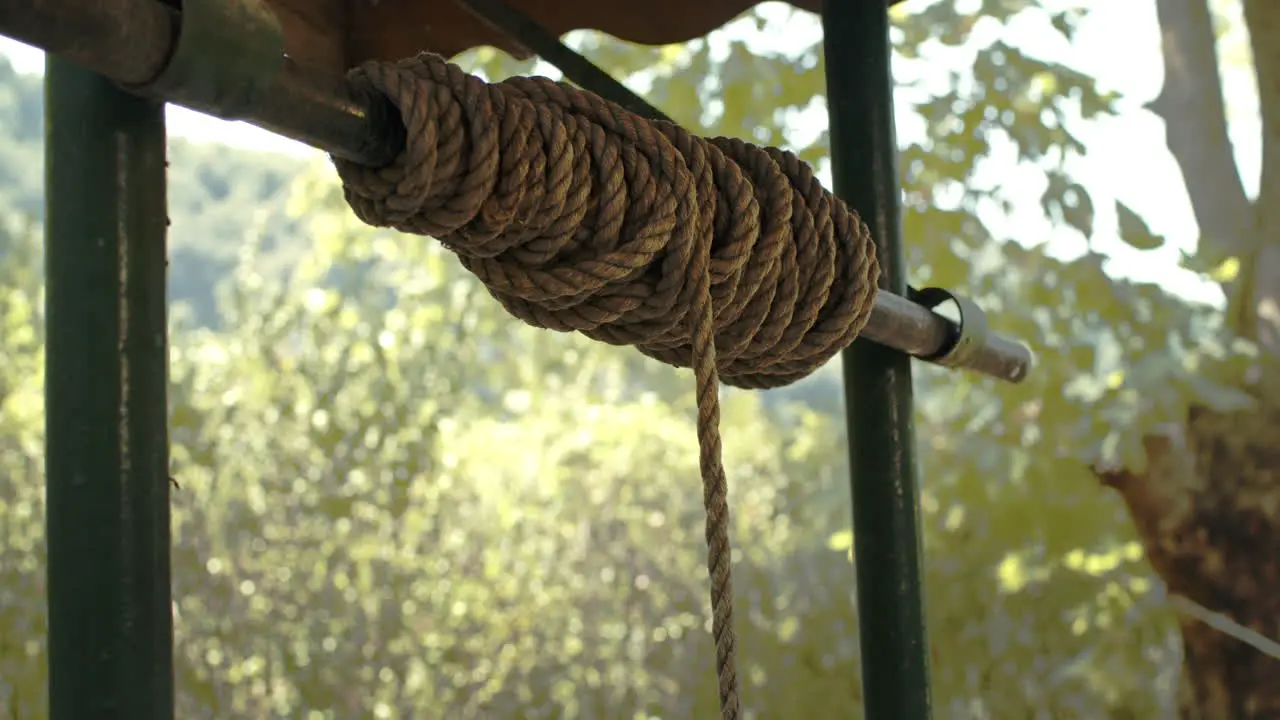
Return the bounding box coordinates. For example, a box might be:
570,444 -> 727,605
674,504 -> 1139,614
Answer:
0,1 -> 1036,717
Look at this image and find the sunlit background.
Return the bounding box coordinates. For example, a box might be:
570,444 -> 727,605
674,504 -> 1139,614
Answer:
0,0 -> 1271,717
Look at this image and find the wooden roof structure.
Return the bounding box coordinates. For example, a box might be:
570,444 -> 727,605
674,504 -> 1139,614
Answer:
267,0 -> 903,74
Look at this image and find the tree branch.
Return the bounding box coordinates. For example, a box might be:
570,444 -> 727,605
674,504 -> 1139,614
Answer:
1151,0 -> 1280,356
1148,0 -> 1254,257
1241,0 -> 1280,356
1243,0 -> 1280,206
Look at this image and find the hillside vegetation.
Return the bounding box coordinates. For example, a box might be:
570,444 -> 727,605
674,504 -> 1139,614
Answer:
4,2 -> 1275,715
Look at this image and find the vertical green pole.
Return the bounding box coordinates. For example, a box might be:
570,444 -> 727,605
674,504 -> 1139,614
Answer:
44,59 -> 175,720
822,2 -> 933,718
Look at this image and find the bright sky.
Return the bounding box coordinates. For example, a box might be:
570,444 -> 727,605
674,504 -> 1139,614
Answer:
0,0 -> 1260,307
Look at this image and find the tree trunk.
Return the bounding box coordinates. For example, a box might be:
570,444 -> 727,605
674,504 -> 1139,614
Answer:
1097,402 -> 1280,718
1241,0 -> 1280,355
1102,1 -> 1280,717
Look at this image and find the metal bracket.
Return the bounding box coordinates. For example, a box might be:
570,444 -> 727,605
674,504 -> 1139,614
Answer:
124,0 -> 284,120
908,286 -> 991,369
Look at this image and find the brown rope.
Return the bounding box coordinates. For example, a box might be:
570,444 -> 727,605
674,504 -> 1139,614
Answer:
330,52 -> 880,718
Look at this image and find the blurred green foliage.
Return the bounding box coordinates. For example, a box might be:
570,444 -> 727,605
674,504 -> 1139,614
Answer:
0,1 -> 1261,717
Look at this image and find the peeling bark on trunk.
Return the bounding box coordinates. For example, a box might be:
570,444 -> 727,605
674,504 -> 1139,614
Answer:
1110,1 -> 1280,717
1096,404 -> 1280,718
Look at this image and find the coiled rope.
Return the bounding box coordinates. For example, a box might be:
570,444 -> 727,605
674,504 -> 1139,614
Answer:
331,52 -> 880,718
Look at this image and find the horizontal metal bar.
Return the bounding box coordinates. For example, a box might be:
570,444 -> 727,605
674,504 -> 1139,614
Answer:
240,58 -> 407,167
450,0 -> 1030,385
3,0 -> 175,85
869,291 -> 1028,382
1,0 -> 405,166
0,0 -> 1033,383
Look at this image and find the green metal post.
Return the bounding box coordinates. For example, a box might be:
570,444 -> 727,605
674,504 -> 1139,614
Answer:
822,2 -> 934,718
44,59 -> 175,720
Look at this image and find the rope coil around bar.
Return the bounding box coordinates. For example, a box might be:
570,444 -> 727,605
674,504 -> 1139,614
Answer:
330,52 -> 880,718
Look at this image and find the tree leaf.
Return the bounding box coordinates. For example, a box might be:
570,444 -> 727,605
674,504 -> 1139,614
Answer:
1116,200 -> 1166,251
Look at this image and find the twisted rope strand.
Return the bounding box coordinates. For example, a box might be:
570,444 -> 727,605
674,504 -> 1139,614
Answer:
331,53 -> 880,718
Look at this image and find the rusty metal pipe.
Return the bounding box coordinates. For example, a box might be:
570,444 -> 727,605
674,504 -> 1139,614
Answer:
0,0 -> 1033,383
